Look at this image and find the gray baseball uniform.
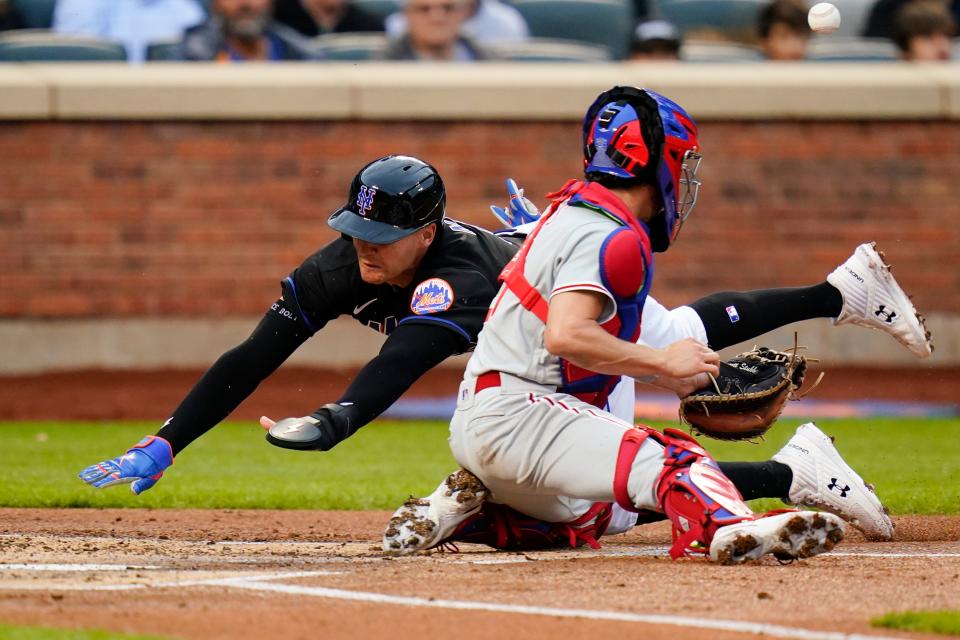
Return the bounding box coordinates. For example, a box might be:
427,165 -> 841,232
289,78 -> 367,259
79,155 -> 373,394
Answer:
450,197 -> 667,523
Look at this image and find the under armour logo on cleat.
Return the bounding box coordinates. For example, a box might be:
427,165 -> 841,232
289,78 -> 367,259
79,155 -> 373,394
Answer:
827,478 -> 850,498
875,305 -> 897,323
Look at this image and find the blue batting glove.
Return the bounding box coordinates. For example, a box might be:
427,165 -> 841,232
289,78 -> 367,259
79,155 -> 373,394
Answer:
78,436 -> 174,495
490,178 -> 541,228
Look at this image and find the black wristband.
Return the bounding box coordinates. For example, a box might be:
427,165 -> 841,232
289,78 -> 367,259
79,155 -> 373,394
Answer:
310,403 -> 355,449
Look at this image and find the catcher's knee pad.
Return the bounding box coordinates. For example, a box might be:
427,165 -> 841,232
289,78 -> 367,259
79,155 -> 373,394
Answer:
450,502 -> 613,551
613,426 -> 754,559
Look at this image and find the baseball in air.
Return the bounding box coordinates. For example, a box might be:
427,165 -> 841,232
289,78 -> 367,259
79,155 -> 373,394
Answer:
808,2 -> 841,33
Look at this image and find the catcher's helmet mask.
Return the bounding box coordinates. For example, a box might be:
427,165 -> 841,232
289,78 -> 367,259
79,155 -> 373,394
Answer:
582,86 -> 702,252
328,155 -> 446,245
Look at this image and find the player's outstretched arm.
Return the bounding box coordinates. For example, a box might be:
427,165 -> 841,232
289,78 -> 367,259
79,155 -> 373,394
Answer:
78,304 -> 310,493
265,321 -> 466,451
78,436 -> 173,495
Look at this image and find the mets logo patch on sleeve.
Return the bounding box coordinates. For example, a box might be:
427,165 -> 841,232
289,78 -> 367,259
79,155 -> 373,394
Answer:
411,278 -> 454,315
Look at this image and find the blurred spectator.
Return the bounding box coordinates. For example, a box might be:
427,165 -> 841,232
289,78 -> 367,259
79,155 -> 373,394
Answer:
52,0 -> 204,62
386,0 -> 528,44
274,0 -> 384,36
892,0 -> 955,59
628,19 -> 681,60
180,0 -> 314,60
757,0 -> 812,60
382,0 -> 492,59
0,0 -> 22,30
864,0 -> 908,37
864,0 -> 959,38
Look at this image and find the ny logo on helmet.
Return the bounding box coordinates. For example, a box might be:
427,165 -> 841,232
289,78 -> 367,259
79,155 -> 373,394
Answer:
356,186 -> 378,217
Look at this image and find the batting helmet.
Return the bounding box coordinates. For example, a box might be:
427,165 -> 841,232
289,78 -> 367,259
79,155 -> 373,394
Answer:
582,86 -> 702,252
328,155 -> 446,244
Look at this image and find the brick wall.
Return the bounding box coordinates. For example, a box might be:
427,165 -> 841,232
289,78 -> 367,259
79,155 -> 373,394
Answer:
1,119 -> 958,318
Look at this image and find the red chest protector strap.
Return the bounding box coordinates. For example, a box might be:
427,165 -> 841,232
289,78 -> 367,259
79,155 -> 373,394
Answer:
492,191 -> 563,323
494,179 -> 644,324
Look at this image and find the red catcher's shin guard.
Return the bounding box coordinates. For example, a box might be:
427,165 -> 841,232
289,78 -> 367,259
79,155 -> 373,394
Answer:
656,430 -> 754,558
614,426 -> 754,559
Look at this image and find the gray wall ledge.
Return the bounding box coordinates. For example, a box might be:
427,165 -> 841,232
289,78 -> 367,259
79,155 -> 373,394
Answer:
0,62 -> 957,121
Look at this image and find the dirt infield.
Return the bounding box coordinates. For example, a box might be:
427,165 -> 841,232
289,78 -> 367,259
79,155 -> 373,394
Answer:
1,509 -> 958,640
2,369 -> 958,638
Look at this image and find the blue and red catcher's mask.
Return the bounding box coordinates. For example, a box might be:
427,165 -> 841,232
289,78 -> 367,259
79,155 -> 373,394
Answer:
582,86 -> 702,252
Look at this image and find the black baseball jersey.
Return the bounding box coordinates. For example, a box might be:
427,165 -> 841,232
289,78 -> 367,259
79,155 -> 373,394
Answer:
157,218 -> 520,455
279,219 -> 517,351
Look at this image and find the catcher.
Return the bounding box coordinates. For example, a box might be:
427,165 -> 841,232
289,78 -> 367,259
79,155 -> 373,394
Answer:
384,87 -> 908,559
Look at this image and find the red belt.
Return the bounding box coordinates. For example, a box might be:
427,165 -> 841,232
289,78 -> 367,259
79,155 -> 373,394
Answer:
475,371 -> 502,393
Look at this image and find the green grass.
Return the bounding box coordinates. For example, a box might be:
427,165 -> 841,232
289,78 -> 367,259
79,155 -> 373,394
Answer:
872,610 -> 960,636
1,420 -> 456,509
0,623 -> 174,640
1,417 -> 958,512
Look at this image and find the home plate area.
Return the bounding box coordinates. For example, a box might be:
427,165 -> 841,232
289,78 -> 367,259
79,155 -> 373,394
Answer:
1,518 -> 959,640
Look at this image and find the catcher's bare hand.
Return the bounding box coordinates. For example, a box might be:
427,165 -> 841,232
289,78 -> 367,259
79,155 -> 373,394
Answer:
673,372 -> 712,398
660,338 -> 720,379
641,372 -> 711,398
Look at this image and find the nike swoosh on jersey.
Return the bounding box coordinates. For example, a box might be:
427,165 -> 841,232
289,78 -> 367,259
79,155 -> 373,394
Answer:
353,298 -> 378,315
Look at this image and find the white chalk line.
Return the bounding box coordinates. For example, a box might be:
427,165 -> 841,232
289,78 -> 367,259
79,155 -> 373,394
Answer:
4,570 -> 342,592
0,534 -> 331,546
0,563 -> 160,571
0,562 -> 913,638
219,579 -> 899,640
4,540 -> 959,569
455,546 -> 960,564
6,533 -> 960,558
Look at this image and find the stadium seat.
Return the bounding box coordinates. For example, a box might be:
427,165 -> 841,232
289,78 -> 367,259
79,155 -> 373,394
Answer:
508,0 -> 634,60
653,0 -> 764,36
0,31 -> 127,61
680,40 -> 763,62
489,37 -> 612,61
807,37 -> 898,61
10,0 -> 56,29
146,40 -> 183,61
312,32 -> 389,60
352,0 -> 402,19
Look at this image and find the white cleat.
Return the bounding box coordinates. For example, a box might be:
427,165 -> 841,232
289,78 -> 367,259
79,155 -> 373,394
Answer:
383,468 -> 487,554
709,511 -> 845,565
827,242 -> 933,358
773,422 -> 894,541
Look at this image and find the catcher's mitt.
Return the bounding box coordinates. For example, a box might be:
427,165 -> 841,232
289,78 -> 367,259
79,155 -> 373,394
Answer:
679,345 -> 817,441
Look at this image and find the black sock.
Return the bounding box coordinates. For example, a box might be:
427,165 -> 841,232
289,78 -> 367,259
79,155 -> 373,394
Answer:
688,282 -> 843,350
717,460 -> 793,502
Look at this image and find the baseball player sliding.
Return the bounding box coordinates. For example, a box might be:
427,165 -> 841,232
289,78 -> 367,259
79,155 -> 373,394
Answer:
383,86 -> 915,563
78,109 -> 931,551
